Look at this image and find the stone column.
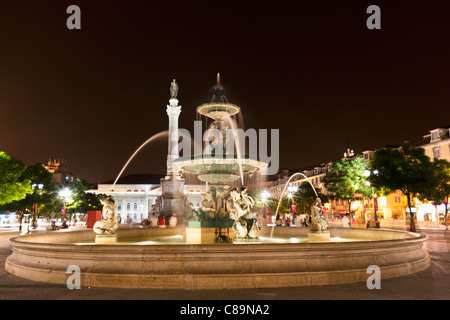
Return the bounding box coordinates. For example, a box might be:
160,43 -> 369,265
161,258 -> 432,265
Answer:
166,98 -> 181,178
159,87 -> 185,223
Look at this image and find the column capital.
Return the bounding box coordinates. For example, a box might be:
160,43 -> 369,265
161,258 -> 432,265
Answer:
167,97 -> 181,117
169,98 -> 179,107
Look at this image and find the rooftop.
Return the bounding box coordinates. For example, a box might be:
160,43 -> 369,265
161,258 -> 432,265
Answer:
101,174 -> 164,185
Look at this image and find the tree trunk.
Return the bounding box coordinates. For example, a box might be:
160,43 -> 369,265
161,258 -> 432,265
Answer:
18,211 -> 23,232
406,193 -> 416,232
348,199 -> 352,226
445,201 -> 448,231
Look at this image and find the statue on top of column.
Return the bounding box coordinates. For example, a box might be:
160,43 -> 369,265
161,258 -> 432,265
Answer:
170,79 -> 178,99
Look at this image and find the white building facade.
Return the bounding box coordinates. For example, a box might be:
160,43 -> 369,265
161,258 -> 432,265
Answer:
90,174 -> 207,224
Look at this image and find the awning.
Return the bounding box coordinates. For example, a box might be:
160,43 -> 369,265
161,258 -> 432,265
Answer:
330,210 -> 349,215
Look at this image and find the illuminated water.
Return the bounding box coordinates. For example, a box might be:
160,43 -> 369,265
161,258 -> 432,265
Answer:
271,172 -> 320,238
72,234 -> 371,246
110,130 -> 168,191
223,115 -> 244,185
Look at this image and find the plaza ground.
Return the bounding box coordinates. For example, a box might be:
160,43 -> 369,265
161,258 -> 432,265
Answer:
0,226 -> 449,300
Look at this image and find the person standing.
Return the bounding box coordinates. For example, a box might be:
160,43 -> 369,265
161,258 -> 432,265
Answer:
342,213 -> 351,228
150,212 -> 158,227
158,215 -> 166,228
168,214 -> 177,227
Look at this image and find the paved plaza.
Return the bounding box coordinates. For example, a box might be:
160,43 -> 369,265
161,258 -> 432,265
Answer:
0,227 -> 449,301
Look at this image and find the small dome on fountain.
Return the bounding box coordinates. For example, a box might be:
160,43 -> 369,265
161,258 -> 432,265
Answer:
212,73 -> 226,103
197,73 -> 240,120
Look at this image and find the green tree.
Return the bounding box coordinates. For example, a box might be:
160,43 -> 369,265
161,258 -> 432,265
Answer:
293,181 -> 329,214
248,187 -> 274,215
65,178 -> 104,215
0,152 -> 33,206
0,162 -> 59,230
322,157 -> 372,223
368,143 -> 436,232
429,159 -> 450,230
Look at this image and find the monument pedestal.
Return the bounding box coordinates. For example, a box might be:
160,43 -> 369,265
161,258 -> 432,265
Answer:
160,177 -> 185,221
308,230 -> 330,242
95,234 -> 118,245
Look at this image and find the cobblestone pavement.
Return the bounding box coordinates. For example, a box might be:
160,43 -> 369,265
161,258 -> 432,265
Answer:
0,229 -> 449,301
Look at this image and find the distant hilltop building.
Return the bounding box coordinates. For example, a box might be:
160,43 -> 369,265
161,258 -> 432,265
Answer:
43,158 -> 73,184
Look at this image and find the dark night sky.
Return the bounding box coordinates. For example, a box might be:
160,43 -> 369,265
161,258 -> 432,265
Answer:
0,0 -> 449,183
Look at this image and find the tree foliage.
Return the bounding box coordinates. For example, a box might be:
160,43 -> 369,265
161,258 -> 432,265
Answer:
64,178 -> 104,214
293,181 -> 329,214
429,159 -> 450,229
0,152 -> 33,206
322,157 -> 372,215
368,143 -> 436,232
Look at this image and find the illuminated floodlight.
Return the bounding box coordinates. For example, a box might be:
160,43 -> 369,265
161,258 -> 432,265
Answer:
261,190 -> 270,203
59,188 -> 72,199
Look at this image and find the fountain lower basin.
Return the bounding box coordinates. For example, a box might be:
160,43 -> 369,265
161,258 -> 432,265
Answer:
5,226 -> 429,289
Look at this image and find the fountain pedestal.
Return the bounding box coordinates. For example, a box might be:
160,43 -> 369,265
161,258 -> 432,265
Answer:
308,230 -> 330,242
185,220 -> 234,244
185,227 -> 219,244
95,234 -> 118,245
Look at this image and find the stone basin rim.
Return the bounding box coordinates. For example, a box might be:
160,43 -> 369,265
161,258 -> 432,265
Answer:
5,227 -> 430,289
8,227 -> 427,251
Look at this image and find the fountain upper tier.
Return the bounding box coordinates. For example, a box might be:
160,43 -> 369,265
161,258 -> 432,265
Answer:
173,155 -> 268,184
196,102 -> 241,121
197,73 -> 241,121
172,74 -> 268,186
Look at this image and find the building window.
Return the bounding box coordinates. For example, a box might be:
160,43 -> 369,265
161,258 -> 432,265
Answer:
433,147 -> 440,159
134,203 -> 138,210
431,131 -> 440,141
117,203 -> 122,211
127,203 -> 130,211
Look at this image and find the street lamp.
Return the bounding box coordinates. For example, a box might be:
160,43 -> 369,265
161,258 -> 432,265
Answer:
261,190 -> 271,221
59,187 -> 72,214
364,169 -> 380,228
58,187 -> 73,228
287,185 -> 298,198
31,183 -> 44,229
261,190 -> 270,203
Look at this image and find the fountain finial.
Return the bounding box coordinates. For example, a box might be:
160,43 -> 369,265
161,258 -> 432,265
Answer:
212,73 -> 227,103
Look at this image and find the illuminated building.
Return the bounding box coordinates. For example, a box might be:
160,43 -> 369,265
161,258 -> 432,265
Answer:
420,125 -> 450,161
43,158 -> 73,184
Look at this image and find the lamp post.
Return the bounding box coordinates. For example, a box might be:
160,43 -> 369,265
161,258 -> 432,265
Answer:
59,187 -> 72,220
364,170 -> 380,228
287,185 -> 298,200
261,189 -> 271,223
31,183 -> 44,229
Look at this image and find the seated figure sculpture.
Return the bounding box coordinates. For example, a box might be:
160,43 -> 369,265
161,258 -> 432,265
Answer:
227,187 -> 260,240
306,198 -> 328,232
93,197 -> 119,235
